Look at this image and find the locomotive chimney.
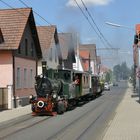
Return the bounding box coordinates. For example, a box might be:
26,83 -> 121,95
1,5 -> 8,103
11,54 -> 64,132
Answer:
42,61 -> 47,76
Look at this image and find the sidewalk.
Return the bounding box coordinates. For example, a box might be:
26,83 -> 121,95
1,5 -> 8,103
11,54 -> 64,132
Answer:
0,105 -> 31,123
103,83 -> 140,140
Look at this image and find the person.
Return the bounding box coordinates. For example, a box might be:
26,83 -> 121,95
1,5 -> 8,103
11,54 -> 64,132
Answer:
74,75 -> 80,85
74,75 -> 80,97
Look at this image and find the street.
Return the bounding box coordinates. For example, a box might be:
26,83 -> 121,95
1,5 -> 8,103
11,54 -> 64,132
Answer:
0,81 -> 127,140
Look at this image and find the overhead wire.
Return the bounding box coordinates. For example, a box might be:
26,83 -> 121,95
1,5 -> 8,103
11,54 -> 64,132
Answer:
0,0 -> 117,66
18,2 -> 67,34
18,0 -> 65,33
0,0 -> 53,61
19,0 -> 108,48
73,0 -> 108,48
18,0 -> 113,51
74,0 -> 113,48
18,0 -> 52,26
0,0 -> 68,39
0,0 -> 78,61
0,0 -> 112,50
0,0 -> 42,26
0,0 -> 59,61
80,0 -> 113,48
1,0 -> 109,48
18,0 -> 78,53
74,0 -> 119,64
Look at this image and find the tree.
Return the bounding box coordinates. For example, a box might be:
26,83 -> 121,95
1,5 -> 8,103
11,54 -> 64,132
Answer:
113,64 -> 121,81
113,62 -> 130,81
120,62 -> 130,80
105,70 -> 112,83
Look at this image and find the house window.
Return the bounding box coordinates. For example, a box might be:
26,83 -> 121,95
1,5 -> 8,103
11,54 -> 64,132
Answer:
25,39 -> 28,56
24,68 -> 27,88
49,48 -> 52,61
16,67 -> 21,89
31,42 -> 34,57
30,69 -> 33,87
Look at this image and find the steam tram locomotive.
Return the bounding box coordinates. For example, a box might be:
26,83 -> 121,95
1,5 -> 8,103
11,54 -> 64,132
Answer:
29,62 -> 103,116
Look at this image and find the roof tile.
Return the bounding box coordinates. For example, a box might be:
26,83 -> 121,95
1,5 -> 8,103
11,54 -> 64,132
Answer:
37,26 -> 56,53
0,8 -> 31,50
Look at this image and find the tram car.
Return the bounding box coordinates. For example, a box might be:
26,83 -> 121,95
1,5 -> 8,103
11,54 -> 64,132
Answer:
29,62 -> 103,116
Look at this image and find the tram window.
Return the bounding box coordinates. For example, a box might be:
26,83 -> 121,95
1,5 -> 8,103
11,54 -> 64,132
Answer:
54,73 -> 58,79
84,76 -> 85,84
64,73 -> 70,80
86,76 -> 88,84
72,73 -> 75,81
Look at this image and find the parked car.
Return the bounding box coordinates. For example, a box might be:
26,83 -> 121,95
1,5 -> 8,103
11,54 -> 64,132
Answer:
104,83 -> 110,90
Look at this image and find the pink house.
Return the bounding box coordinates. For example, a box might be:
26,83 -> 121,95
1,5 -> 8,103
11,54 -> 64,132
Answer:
0,8 -> 42,109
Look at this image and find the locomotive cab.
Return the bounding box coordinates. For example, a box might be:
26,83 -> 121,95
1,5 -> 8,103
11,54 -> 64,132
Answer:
58,69 -> 76,100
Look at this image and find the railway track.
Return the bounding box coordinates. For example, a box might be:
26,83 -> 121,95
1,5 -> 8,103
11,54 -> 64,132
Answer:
0,114 -> 51,139
0,85 -> 125,140
0,97 -> 103,139
47,99 -> 106,140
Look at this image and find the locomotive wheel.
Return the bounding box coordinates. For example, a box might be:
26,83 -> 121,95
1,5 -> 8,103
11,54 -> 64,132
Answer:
67,103 -> 76,111
57,102 -> 65,114
31,105 -> 35,112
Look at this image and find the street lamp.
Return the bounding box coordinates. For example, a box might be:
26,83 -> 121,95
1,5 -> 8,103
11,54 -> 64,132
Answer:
105,22 -> 134,30
106,21 -> 138,96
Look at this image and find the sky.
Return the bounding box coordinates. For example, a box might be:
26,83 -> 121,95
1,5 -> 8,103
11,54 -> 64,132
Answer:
0,0 -> 139,68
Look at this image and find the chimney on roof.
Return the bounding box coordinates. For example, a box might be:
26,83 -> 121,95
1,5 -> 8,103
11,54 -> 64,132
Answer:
0,28 -> 4,44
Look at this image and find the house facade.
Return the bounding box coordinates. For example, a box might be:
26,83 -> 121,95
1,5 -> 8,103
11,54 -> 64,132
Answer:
79,50 -> 90,72
37,26 -> 62,74
133,24 -> 140,91
58,33 -> 76,69
79,44 -> 97,74
0,8 -> 42,109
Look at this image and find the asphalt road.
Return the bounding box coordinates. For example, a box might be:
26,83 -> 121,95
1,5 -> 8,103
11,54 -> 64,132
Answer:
0,81 -> 127,140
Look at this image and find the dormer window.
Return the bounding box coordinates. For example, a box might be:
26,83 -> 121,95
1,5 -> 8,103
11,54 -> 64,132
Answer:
0,28 -> 4,44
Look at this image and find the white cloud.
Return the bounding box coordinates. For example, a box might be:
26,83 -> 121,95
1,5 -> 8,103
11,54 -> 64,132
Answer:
66,0 -> 113,7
